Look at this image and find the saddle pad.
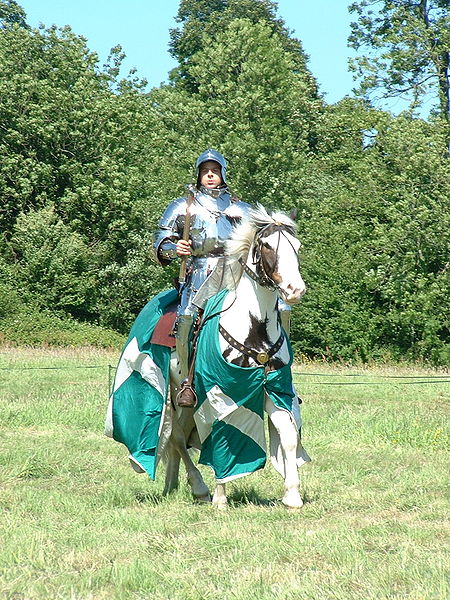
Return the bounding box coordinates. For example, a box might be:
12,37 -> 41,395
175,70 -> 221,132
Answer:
150,301 -> 178,348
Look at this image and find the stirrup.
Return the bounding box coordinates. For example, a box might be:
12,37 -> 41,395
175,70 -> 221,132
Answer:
176,378 -> 198,408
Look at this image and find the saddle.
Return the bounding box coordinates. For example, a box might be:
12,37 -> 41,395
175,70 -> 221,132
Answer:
149,300 -> 178,348
149,298 -> 200,408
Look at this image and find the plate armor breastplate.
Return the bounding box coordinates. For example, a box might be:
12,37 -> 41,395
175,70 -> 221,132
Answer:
153,187 -> 251,315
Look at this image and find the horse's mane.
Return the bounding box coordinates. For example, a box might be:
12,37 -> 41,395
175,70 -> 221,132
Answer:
225,203 -> 297,261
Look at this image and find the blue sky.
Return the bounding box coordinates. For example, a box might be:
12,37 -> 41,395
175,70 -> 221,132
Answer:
18,1 -> 420,114
19,0 -> 360,104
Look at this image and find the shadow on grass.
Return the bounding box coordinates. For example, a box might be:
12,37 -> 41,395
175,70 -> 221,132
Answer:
133,489 -> 166,505
227,486 -> 279,507
132,485 -> 316,508
228,486 -> 316,508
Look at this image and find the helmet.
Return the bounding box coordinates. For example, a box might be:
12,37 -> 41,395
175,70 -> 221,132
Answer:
195,149 -> 227,185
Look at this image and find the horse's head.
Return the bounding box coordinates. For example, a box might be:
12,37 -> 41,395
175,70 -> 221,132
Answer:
226,204 -> 305,304
252,207 -> 306,305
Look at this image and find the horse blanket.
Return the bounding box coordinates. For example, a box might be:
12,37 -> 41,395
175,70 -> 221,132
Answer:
105,288 -> 309,482
194,289 -> 309,483
105,289 -> 176,479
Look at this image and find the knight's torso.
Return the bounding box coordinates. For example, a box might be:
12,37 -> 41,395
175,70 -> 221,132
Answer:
153,187 -> 251,315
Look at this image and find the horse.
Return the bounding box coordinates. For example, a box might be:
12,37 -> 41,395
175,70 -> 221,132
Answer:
161,204 -> 310,509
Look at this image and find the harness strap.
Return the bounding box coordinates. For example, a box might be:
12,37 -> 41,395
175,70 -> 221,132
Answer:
238,257 -> 276,289
219,323 -> 285,365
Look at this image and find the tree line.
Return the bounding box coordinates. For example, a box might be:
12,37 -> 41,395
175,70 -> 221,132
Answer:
0,0 -> 448,364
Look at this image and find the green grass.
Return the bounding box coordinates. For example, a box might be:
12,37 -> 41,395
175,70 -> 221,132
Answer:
0,347 -> 448,599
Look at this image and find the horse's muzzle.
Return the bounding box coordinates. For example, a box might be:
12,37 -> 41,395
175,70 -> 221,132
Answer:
281,282 -> 306,305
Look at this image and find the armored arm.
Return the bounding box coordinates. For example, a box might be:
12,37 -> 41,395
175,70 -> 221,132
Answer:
153,197 -> 187,266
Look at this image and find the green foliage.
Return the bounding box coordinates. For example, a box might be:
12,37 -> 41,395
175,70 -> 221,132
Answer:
95,236 -> 174,333
0,22 -> 105,233
169,0 -> 315,91
348,0 -> 450,124
0,0 -> 27,28
9,204 -> 95,318
152,17 -> 322,210
0,280 -> 23,319
0,263 -> 123,348
0,1 -> 448,363
0,307 -> 124,348
363,115 -> 450,363
291,100 -> 449,364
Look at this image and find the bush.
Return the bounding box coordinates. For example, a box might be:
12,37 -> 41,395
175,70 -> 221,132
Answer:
0,281 -> 24,319
0,308 -> 124,349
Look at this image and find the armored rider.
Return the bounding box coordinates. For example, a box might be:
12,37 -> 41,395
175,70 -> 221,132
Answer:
153,149 -> 252,404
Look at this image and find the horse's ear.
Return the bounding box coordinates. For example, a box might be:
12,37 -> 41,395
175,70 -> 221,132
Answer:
289,207 -> 298,221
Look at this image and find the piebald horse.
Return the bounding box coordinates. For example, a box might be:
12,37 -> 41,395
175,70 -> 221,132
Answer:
164,205 -> 308,509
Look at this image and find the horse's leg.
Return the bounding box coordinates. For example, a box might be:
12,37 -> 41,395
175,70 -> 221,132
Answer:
212,483 -> 228,510
173,408 -> 210,502
163,426 -> 182,497
164,359 -> 210,502
265,396 -> 303,509
166,416 -> 210,502
163,378 -> 182,495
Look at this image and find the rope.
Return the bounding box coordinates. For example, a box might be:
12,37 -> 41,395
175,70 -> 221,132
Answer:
0,365 -> 108,371
292,370 -> 449,386
293,378 -> 450,386
0,364 -> 448,387
292,371 -> 449,379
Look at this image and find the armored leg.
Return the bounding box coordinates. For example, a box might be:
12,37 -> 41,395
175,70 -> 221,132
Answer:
280,309 -> 291,336
175,314 -> 193,380
175,314 -> 198,408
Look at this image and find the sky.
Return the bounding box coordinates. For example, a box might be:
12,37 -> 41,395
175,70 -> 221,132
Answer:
19,0 -> 359,103
18,0 -> 408,112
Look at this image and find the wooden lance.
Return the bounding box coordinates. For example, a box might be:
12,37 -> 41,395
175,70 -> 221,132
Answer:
178,184 -> 196,286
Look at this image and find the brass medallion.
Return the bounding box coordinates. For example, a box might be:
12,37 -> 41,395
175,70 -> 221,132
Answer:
256,351 -> 269,364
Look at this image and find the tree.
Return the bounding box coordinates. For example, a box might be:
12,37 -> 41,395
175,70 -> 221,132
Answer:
149,16 -> 323,210
169,0 -> 317,93
8,204 -> 95,318
0,0 -> 27,29
348,0 -> 450,125
362,115 -> 450,363
0,22 -> 108,234
0,16 -> 166,327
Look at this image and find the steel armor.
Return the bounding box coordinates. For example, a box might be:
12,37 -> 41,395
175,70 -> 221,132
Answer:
153,151 -> 251,316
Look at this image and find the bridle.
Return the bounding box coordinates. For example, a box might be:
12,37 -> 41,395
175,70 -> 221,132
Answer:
222,222 -> 299,366
239,223 -> 299,291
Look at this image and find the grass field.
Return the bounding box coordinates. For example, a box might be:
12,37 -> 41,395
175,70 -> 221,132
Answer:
0,346 -> 448,600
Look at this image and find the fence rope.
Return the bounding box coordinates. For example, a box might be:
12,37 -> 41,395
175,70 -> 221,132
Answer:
0,365 -> 108,371
292,371 -> 449,379
0,364 -> 448,386
293,378 -> 450,386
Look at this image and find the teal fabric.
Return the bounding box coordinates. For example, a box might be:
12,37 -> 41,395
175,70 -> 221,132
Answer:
110,289 -> 178,479
194,289 -> 297,482
109,287 -> 300,484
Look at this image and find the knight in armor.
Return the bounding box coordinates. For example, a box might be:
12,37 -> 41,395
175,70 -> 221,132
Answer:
153,149 -> 251,404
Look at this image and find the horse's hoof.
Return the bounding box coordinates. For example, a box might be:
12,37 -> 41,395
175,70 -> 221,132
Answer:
194,494 -> 212,504
282,491 -> 304,509
212,500 -> 228,510
212,493 -> 228,510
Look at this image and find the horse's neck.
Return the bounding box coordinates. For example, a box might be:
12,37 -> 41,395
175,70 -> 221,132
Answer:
220,255 -> 280,344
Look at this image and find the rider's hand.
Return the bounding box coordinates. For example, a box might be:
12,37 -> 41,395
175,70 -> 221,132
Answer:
176,239 -> 192,257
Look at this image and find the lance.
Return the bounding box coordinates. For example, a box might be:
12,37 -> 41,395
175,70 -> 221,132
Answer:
178,184 -> 196,286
